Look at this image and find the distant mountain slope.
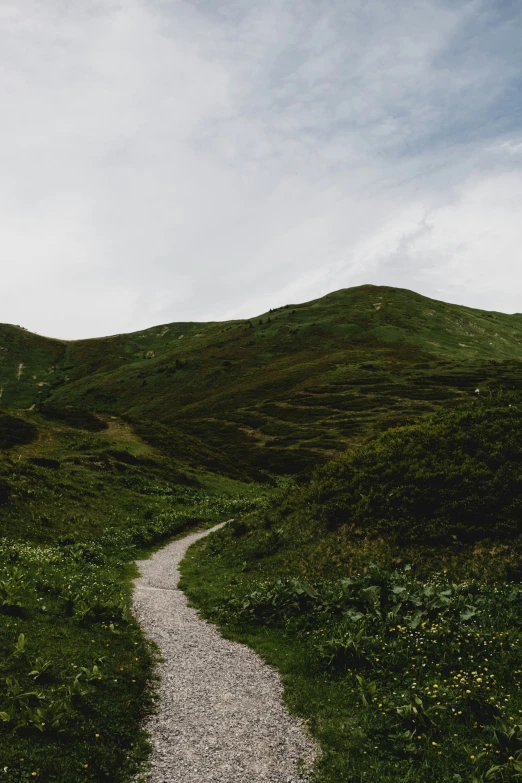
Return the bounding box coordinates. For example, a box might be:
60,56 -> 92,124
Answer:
2,285 -> 522,474
0,324 -> 65,408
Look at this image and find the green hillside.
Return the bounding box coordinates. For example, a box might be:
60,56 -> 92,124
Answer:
0,408 -> 264,543
199,394 -> 522,584
0,408 -> 269,780
3,285 -> 522,476
3,284 -> 522,783
182,394 -> 522,783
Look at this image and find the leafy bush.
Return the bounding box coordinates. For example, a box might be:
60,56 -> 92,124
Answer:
0,567 -> 25,613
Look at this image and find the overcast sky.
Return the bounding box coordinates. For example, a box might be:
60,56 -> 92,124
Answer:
1,0 -> 522,339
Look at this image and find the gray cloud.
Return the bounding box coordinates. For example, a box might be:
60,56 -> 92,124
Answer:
1,0 -> 521,337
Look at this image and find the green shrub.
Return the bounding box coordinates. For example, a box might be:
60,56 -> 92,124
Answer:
184,545 -> 522,783
0,478 -> 10,505
129,418 -> 268,482
0,414 -> 38,449
304,395 -> 522,543
39,404 -> 108,432
29,457 -> 61,469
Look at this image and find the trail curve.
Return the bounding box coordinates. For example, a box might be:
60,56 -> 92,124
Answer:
133,523 -> 315,783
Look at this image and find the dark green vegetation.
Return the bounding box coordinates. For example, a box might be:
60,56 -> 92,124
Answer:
305,398 -> 522,546
0,408 -> 270,780
3,285 -> 522,476
182,551 -> 522,783
3,285 -> 522,781
181,395 -> 522,782
0,414 -> 38,450
0,407 -> 263,543
211,396 -> 522,584
0,536 -> 155,781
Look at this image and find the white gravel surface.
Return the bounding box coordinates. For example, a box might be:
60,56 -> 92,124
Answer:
133,523 -> 316,783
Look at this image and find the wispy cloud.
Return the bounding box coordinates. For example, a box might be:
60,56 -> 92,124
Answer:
489,140 -> 522,154
0,0 -> 521,337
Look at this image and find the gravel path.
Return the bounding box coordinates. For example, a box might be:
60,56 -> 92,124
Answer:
133,523 -> 316,783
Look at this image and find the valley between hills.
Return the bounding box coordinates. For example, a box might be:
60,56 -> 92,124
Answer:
2,284 -> 522,782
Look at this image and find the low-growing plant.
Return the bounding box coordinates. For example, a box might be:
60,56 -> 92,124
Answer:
0,569 -> 25,613
183,547 -> 522,783
0,478 -> 267,781
27,657 -> 52,680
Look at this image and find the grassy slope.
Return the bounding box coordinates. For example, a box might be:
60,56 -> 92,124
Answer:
0,408 -> 256,543
3,285 -> 522,475
0,411 -> 272,781
3,285 -> 522,781
179,401 -> 522,783
181,534 -> 522,783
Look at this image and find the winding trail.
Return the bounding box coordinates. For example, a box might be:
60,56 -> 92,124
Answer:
133,523 -> 315,783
